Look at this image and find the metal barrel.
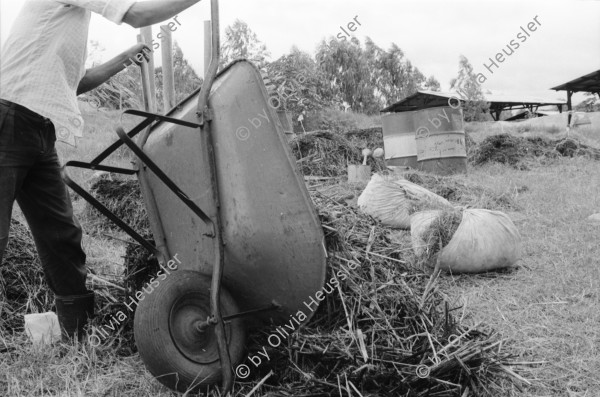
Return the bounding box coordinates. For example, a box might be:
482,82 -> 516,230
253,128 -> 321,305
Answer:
414,106 -> 467,175
381,112 -> 419,169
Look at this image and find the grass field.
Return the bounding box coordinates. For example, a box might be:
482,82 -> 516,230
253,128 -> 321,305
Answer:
1,107 -> 599,396
441,157 -> 600,396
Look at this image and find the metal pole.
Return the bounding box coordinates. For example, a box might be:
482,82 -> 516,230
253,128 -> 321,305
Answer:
161,26 -> 175,112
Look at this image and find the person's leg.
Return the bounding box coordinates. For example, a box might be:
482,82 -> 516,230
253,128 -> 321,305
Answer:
16,126 -> 88,296
0,167 -> 25,265
0,102 -> 34,266
13,113 -> 93,340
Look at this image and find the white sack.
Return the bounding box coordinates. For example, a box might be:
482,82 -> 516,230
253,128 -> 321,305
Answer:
24,312 -> 61,345
411,209 -> 522,273
357,173 -> 451,229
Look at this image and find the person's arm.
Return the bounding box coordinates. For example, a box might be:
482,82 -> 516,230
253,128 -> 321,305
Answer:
77,44 -> 149,95
123,0 -> 202,29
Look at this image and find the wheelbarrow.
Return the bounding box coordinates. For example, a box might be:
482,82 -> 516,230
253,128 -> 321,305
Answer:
61,0 -> 327,393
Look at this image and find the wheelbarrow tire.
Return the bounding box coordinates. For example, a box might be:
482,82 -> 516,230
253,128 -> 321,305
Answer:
134,270 -> 245,393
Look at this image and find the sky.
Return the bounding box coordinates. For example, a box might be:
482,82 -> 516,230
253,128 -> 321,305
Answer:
1,0 -> 599,105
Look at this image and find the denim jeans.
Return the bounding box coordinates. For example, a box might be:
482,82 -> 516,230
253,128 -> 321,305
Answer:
0,99 -> 87,296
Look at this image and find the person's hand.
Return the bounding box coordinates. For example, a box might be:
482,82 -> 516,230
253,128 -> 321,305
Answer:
124,43 -> 151,66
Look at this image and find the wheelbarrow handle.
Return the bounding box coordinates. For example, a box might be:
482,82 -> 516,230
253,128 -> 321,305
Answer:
194,0 -> 235,393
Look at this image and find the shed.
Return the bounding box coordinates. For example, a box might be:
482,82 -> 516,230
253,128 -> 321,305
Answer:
551,69 -> 600,124
381,90 -> 566,120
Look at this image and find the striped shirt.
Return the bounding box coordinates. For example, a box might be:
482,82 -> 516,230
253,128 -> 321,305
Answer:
0,0 -> 136,146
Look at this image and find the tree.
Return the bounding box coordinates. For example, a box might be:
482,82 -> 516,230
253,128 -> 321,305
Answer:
423,76 -> 441,91
364,39 -> 398,109
316,37 -> 379,114
451,55 -> 490,121
403,61 -> 426,96
220,19 -> 270,69
314,37 -> 441,114
581,92 -> 600,112
363,39 -> 434,107
264,46 -> 326,115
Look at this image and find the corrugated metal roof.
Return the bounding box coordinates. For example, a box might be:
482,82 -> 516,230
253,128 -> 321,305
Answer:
381,90 -> 566,113
484,92 -> 567,104
551,69 -> 600,93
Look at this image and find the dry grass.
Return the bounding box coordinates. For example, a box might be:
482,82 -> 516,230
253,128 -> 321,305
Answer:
468,134 -> 600,170
413,208 -> 464,270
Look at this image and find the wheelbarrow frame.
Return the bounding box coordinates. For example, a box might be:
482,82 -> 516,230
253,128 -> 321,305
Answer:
62,0 -> 238,391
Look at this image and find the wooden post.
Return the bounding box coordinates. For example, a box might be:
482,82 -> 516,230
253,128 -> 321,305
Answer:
160,26 -> 175,112
140,27 -> 156,112
567,90 -> 573,126
204,20 -> 212,79
137,34 -> 153,112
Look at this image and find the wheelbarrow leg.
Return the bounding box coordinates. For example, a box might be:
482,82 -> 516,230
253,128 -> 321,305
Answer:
197,0 -> 234,393
135,33 -> 172,266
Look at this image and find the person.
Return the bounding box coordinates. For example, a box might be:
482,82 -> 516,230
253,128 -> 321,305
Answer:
0,0 -> 202,340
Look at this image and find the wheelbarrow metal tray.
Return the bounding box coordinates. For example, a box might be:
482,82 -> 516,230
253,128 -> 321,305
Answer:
142,60 -> 327,326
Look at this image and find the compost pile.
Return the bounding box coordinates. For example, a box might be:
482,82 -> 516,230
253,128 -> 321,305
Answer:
469,134 -> 600,169
77,176 -> 523,395
231,189 -> 522,396
0,219 -> 53,332
289,128 -> 385,177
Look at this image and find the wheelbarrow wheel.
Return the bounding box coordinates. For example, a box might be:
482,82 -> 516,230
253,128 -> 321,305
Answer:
134,270 -> 245,393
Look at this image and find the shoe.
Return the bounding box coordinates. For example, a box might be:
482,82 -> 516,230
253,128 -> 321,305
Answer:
55,291 -> 95,341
